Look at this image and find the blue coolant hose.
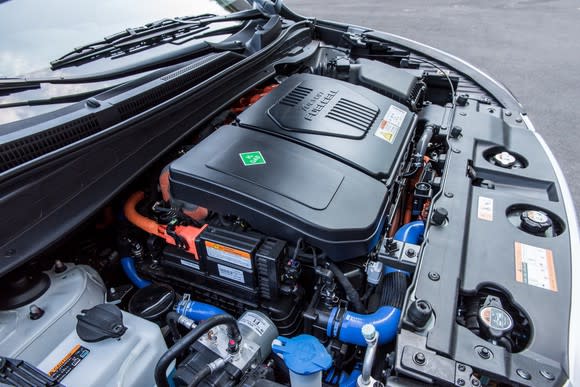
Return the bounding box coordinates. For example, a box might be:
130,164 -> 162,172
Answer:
120,256 -> 152,288
393,220 -> 425,244
175,299 -> 228,321
327,306 -> 401,346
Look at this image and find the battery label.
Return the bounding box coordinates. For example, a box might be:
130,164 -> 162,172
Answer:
217,264 -> 245,283
205,241 -> 252,269
515,242 -> 558,292
48,344 -> 90,382
239,312 -> 271,336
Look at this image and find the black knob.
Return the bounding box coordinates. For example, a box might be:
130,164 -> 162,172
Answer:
431,207 -> 448,226
456,94 -> 469,106
407,299 -> 432,328
450,126 -> 463,138
520,210 -> 552,235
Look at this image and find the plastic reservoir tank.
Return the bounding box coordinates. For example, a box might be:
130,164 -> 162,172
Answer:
0,263 -> 168,386
37,309 -> 168,387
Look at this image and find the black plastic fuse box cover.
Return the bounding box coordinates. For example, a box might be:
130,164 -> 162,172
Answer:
169,125 -> 389,260
237,73 -> 416,181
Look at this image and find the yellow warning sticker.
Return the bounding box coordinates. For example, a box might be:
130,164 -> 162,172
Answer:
48,344 -> 90,382
515,242 -> 557,292
205,241 -> 251,269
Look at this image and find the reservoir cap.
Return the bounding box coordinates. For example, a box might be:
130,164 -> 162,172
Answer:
272,334 -> 332,375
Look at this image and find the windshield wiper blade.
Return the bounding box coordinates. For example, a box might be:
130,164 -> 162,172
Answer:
50,9 -> 262,70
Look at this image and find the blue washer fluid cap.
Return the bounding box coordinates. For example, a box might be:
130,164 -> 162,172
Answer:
272,334 -> 332,375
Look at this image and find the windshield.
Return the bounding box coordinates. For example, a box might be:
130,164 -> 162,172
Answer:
0,0 -> 251,125
0,0 -> 245,77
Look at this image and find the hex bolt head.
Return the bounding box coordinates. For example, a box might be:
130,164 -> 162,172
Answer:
457,378 -> 465,386
413,352 -> 426,365
471,379 -> 480,386
458,364 -> 466,372
405,248 -> 416,258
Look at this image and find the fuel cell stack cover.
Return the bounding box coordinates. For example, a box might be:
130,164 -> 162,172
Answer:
169,125 -> 389,260
237,73 -> 416,181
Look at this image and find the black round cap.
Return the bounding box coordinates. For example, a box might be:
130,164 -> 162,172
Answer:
128,284 -> 175,321
520,210 -> 552,235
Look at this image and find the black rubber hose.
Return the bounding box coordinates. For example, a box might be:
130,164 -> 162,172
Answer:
187,365 -> 212,387
166,311 -> 182,342
328,262 -> 365,313
154,314 -> 240,387
380,272 -> 408,309
415,125 -> 435,159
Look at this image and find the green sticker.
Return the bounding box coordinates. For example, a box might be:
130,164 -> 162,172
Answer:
239,151 -> 266,166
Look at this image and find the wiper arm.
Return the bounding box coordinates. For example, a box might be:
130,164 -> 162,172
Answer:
50,9 -> 262,70
0,25 -> 245,94
0,86 -> 114,108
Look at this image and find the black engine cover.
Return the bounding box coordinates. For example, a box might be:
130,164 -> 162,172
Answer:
237,73 -> 416,181
169,74 -> 416,259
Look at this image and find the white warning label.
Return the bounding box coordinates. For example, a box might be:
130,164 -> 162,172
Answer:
374,105 -> 407,143
239,312 -> 271,336
477,196 -> 494,221
217,264 -> 245,283
180,259 -> 200,270
515,242 -> 558,292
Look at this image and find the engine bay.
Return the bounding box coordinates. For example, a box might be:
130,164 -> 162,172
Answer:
0,20 -> 574,387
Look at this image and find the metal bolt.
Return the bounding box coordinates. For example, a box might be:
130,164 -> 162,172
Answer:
515,117 -> 523,123
458,364 -> 466,372
405,248 -> 416,258
444,192 -> 454,198
477,346 -> 491,359
413,352 -> 426,365
54,260 -> 66,273
428,272 -> 440,281
361,324 -> 377,341
29,304 -> 44,320
516,369 -> 531,380
457,378 -> 465,386
505,110 -> 512,116
539,369 -> 555,381
452,148 -> 461,154
471,379 -> 480,386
